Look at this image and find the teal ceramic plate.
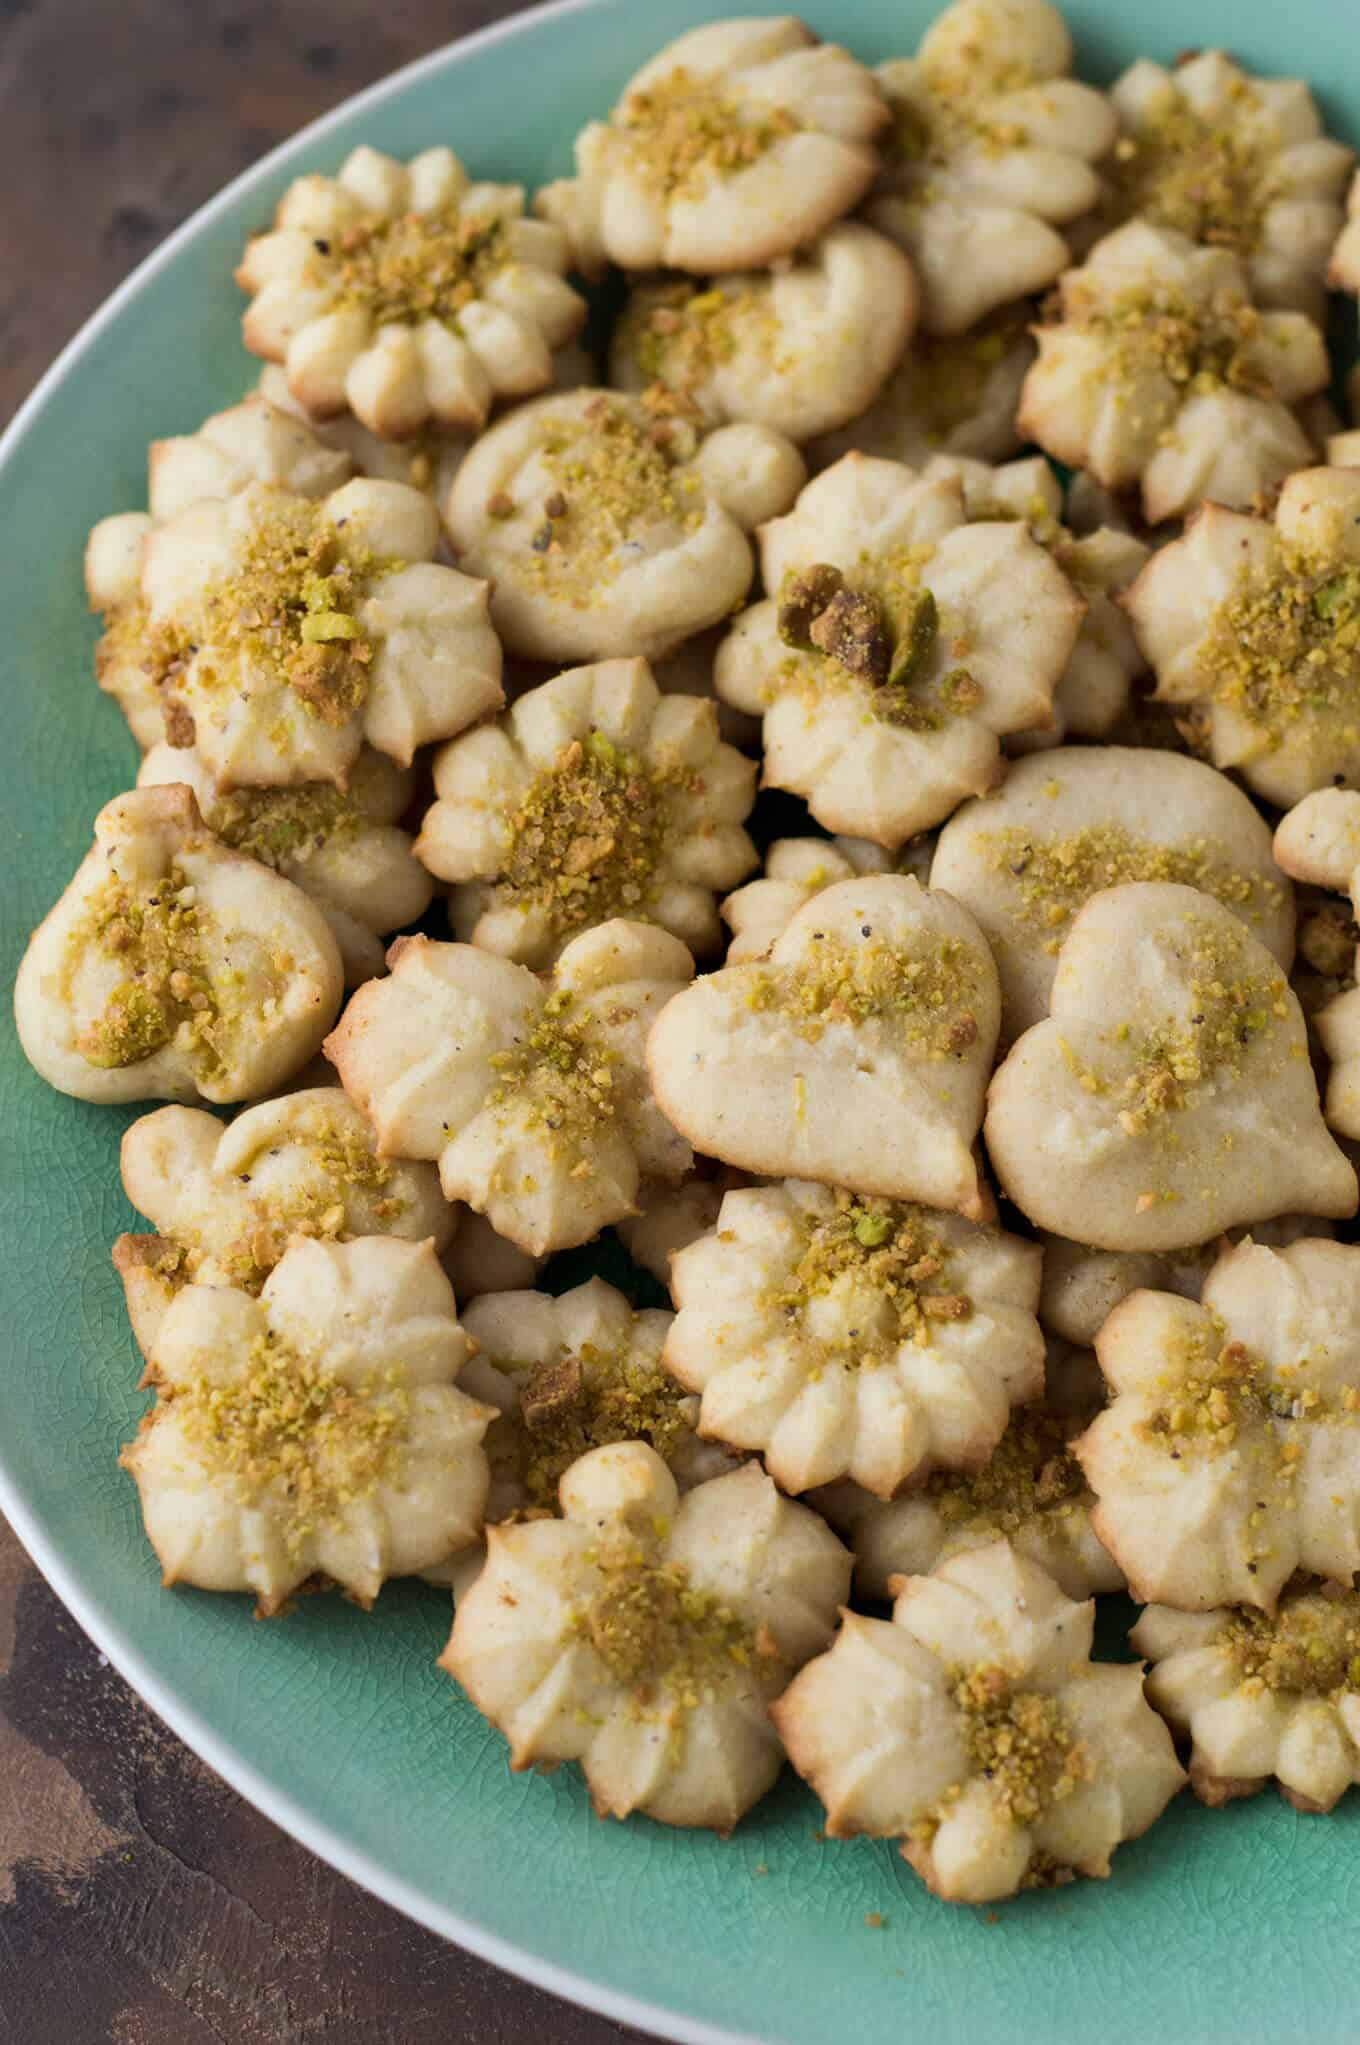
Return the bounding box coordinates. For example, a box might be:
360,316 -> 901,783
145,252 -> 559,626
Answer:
4,4 -> 1359,2039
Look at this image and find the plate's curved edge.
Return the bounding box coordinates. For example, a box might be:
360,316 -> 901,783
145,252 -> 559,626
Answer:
0,2 -> 766,2038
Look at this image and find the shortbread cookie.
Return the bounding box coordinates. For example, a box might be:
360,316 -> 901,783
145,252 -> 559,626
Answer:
648,875 -> 1000,1217
443,1441 -> 850,1830
533,18 -> 888,276
985,884 -> 1354,1251
121,1236 -> 491,1613
1078,1237 -> 1360,1611
1104,52 -> 1353,319
112,1087 -> 452,1358
15,787 -> 343,1106
713,456 -> 1082,844
236,145 -> 586,437
1018,222 -> 1327,524
137,741 -> 430,984
326,920 -> 694,1254
666,1179 -> 1044,1496
608,223 -> 918,443
444,389 -> 805,663
814,1339 -> 1121,1601
1126,469 -> 1360,808
256,362 -> 470,501
774,1542 -> 1184,1903
140,477 -> 502,787
1133,1587 -> 1360,1812
419,657 -> 756,967
1274,788 -> 1360,1135
721,836 -> 897,963
931,748 -> 1293,1037
439,1210 -> 541,1304
614,1166 -> 750,1289
1329,166 -> 1360,296
805,304 -> 1033,473
650,627 -> 760,751
868,0 -> 1117,335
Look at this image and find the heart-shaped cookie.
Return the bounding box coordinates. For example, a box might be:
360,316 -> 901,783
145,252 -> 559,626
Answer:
647,874 -> 1000,1217
984,881 -> 1356,1250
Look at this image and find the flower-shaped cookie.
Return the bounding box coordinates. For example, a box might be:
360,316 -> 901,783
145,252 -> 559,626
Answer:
112,1087 -> 453,1358
443,389 -> 805,664
1125,468 -> 1360,808
1104,52 -> 1353,320
713,456 -> 1082,844
138,741 -> 431,985
1078,1237 -> 1360,1611
932,746 -> 1293,1038
985,884 -> 1355,1252
613,1166 -> 749,1289
774,1542 -> 1184,1903
439,1210 -> 541,1304
15,787 -> 343,1106
648,875 -> 1000,1217
1133,1587 -> 1360,1811
236,145 -> 586,438
326,920 -> 695,1254
814,1339 -> 1121,1602
87,398 -> 355,750
141,477 -> 502,788
1274,788 -> 1360,1136
666,1179 -> 1044,1497
608,223 -> 918,443
722,836 -> 898,963
533,18 -> 888,276
121,1235 -> 491,1613
256,361 -> 470,501
805,304 -> 1034,473
443,1441 -> 850,1830
418,657 -> 756,968
867,0 -> 1117,335
1018,222 -> 1327,524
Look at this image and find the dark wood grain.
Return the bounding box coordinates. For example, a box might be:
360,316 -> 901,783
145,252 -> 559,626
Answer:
0,4 -> 649,2038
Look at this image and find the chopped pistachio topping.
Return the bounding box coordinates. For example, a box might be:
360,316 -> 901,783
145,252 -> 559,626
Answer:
884,60 -> 1038,169
765,1190 -> 966,1365
776,555 -> 975,732
1219,1589 -> 1360,1695
210,1111 -> 401,1290
488,991 -> 618,1152
926,1406 -> 1090,1534
574,1542 -> 773,1705
1072,281 -> 1269,398
986,824 -> 1282,957
174,1330 -> 407,1556
952,1664 -> 1090,1827
1196,544 -> 1360,746
1108,88 -> 1271,256
208,782 -> 364,867
1141,1314 -> 1329,1453
71,862 -> 227,1075
519,400 -> 704,601
745,931 -> 983,1054
628,280 -> 766,413
96,596 -> 188,703
894,310 -> 1029,441
509,1341 -> 696,1513
616,68 -> 800,199
325,207 -> 509,327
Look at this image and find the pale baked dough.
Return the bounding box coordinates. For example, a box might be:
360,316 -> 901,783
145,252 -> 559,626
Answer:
443,1441 -> 850,1830
1274,788 -> 1360,1137
438,1209 -> 542,1304
773,1541 -> 1184,1903
805,304 -> 1033,473
614,1166 -> 751,1290
15,786 -> 343,1106
722,835 -> 898,963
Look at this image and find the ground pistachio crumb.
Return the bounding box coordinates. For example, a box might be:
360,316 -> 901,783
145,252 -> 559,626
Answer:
487,990 -> 617,1155
326,206 -> 509,327
952,1663 -> 1091,1827
520,400 -> 704,601
213,1112 -> 400,1289
1219,1588 -> 1360,1695
574,1539 -> 774,1705
208,781 -> 365,867
1140,1312 -> 1337,1457
884,59 -> 1038,169
97,596 -> 189,702
513,1341 -> 696,1512
745,931 -> 982,1054
897,309 -> 1029,439
1108,85 -> 1271,256
175,1330 -> 408,1555
616,67 -> 800,199
766,1190 -> 966,1365
70,862 -> 228,1075
926,1406 -> 1089,1532
1072,280 -> 1269,398
628,280 -> 769,410
1196,543 -> 1360,746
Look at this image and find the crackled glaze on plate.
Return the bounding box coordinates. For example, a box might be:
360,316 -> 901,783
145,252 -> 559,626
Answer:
3,4 -> 1360,2041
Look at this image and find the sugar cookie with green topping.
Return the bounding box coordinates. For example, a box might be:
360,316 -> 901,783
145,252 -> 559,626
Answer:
867,0 -> 1117,336
1133,1585 -> 1360,1812
533,18 -> 888,277
326,919 -> 694,1255
713,454 -> 1082,845
137,741 -> 430,985
608,223 -> 918,444
774,1541 -> 1184,1903
141,476 -> 502,789
1274,788 -> 1360,1137
1078,1238 -> 1360,1612
647,875 -> 1000,1218
236,145 -> 586,438
15,785 -> 343,1107
614,1165 -> 751,1290
1103,52 -> 1352,321
664,1178 -> 1043,1498
721,835 -> 901,964
1125,467 -> 1360,808
121,1235 -> 492,1614
111,1087 -> 453,1359
984,883 -> 1355,1252
813,1338 -> 1122,1601
444,388 -> 805,664
932,747 -> 1293,1038
1018,222 -> 1327,525
443,1440 -> 849,1831
1328,165 -> 1360,297
418,657 -> 756,968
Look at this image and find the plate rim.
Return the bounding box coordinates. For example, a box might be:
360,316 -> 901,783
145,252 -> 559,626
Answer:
0,3 -> 765,2037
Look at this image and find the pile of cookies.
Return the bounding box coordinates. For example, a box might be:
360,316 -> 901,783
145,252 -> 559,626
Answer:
19,0 -> 1360,1906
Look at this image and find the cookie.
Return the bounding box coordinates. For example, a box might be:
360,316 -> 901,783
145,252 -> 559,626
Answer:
721,836 -> 898,964
1275,788 -> 1360,1135
614,1166 -> 749,1290
438,1210 -> 542,1305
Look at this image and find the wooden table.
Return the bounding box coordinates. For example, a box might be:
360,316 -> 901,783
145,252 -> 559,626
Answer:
0,5 -> 646,2038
